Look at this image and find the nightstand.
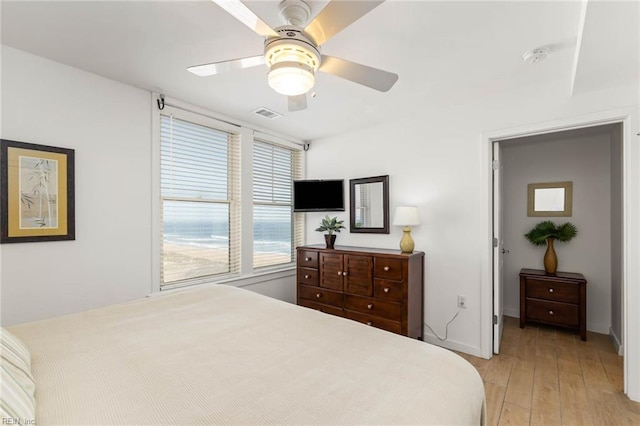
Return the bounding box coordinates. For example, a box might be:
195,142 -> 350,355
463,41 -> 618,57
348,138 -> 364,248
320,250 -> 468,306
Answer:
519,268 -> 587,341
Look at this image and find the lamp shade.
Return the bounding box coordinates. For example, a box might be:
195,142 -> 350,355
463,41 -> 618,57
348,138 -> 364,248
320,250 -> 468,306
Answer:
393,206 -> 420,226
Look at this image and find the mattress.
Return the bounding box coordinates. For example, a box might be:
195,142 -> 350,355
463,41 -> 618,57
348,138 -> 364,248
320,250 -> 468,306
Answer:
9,284 -> 486,425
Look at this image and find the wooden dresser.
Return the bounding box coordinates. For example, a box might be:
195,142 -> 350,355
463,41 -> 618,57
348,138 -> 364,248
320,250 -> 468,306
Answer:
519,268 -> 587,340
296,245 -> 424,339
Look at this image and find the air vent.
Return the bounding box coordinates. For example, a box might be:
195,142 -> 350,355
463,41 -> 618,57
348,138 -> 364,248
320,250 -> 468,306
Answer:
252,107 -> 282,120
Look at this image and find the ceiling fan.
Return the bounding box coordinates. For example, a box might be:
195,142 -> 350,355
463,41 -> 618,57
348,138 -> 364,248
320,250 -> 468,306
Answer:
188,0 -> 398,112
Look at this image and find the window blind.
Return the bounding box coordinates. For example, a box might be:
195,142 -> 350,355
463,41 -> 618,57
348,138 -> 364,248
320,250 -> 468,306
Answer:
253,140 -> 303,269
160,115 -> 240,288
355,184 -> 371,227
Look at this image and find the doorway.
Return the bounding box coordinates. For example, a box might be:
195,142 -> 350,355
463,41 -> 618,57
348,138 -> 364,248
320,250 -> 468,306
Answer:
480,108 -> 639,401
495,124 -> 622,354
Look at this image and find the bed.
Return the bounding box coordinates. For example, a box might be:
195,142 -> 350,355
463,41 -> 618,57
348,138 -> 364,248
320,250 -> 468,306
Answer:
3,284 -> 486,425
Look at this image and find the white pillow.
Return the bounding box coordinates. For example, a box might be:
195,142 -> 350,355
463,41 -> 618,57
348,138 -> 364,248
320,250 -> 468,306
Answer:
1,363 -> 36,422
1,328 -> 32,370
0,328 -> 36,422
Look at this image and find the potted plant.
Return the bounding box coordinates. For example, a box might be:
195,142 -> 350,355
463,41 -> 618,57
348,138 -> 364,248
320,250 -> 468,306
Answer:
524,220 -> 578,274
315,215 -> 345,249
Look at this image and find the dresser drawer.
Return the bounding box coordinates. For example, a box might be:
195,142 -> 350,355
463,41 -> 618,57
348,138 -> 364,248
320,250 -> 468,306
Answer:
526,299 -> 579,327
299,300 -> 344,317
374,258 -> 403,280
345,310 -> 402,334
344,294 -> 401,320
298,251 -> 318,268
526,279 -> 579,304
298,268 -> 318,286
299,285 -> 343,308
373,279 -> 403,302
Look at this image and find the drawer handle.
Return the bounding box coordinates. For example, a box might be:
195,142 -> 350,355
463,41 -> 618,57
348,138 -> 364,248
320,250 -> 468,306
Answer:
367,303 -> 373,310
383,287 -> 390,293
305,257 -> 312,262
549,288 -> 554,293
383,266 -> 390,272
366,321 -> 373,326
304,274 -> 310,279
342,271 -> 348,276
549,310 -> 554,315
316,293 -> 322,298
337,271 -> 342,276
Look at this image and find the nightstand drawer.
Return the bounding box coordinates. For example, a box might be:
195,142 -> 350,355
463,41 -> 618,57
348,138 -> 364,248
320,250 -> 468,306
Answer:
345,310 -> 402,334
374,258 -> 403,280
373,279 -> 403,302
299,285 -> 343,308
526,279 -> 579,303
298,251 -> 318,268
298,268 -> 318,286
526,299 -> 579,327
344,294 -> 401,320
299,300 -> 344,317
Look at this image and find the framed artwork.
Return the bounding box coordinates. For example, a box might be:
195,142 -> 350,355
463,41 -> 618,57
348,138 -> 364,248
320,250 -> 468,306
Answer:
1,139 -> 75,243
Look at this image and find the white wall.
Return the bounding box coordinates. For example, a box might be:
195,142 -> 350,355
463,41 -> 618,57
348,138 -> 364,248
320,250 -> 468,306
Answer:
305,82 -> 638,356
0,47 -> 298,326
1,46 -> 152,325
501,128 -> 613,334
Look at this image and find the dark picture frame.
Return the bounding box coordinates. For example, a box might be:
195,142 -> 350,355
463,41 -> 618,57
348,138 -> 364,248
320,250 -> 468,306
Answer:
1,139 -> 75,243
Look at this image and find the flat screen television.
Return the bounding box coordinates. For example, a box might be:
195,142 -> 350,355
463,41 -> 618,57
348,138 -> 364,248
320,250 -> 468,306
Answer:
293,180 -> 345,212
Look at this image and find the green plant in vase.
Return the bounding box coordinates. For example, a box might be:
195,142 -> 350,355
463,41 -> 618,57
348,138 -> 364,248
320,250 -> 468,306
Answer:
315,215 -> 345,249
524,220 -> 577,274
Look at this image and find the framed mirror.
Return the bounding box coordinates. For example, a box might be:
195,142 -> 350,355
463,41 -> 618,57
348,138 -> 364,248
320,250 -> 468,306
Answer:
349,175 -> 389,234
527,181 -> 573,217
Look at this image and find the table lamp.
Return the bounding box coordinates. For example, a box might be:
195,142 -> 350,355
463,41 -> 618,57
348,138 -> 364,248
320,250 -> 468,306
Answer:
392,206 -> 420,253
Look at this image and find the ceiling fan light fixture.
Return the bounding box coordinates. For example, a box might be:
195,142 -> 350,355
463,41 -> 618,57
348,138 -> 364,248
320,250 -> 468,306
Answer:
268,62 -> 315,96
265,39 -> 320,96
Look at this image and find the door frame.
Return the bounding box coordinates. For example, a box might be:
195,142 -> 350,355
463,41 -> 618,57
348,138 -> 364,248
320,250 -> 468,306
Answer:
492,142 -> 504,354
480,107 -> 639,401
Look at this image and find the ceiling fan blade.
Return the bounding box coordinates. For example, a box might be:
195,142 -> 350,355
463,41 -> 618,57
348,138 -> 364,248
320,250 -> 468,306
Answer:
187,55 -> 265,77
212,0 -> 279,38
304,0 -> 385,46
288,94 -> 307,112
319,55 -> 398,92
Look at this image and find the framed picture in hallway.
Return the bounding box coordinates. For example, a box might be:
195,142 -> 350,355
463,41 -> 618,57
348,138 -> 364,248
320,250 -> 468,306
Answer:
1,139 -> 75,243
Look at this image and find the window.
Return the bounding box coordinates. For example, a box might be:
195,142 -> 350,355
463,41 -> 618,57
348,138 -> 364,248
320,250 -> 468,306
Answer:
253,140 -> 303,269
156,101 -> 305,291
160,114 -> 240,288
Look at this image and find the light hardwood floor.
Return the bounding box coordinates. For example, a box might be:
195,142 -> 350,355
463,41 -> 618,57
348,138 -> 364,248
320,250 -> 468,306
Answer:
457,316 -> 640,425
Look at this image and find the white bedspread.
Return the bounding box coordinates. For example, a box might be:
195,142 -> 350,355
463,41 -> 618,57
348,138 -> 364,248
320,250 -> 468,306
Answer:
9,284 -> 485,425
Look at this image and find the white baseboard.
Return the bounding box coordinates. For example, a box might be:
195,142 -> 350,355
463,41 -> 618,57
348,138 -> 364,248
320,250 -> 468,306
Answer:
423,331 -> 485,358
609,327 -> 624,356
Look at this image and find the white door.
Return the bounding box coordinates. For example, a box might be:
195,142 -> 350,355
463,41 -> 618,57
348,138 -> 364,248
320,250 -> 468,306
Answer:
493,142 -> 505,354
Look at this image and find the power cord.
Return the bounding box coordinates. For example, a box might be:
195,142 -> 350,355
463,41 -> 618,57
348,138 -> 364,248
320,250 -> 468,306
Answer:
424,307 -> 462,341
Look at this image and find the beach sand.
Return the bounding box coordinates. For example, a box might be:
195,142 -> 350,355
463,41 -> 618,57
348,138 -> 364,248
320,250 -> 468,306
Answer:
162,242 -> 291,283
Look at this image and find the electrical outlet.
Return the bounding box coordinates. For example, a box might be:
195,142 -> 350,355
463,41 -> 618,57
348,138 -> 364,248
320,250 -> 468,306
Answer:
457,295 -> 467,309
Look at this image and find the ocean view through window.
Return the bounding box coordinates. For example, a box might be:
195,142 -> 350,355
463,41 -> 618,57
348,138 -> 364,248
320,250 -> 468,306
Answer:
160,115 -> 240,286
253,140 -> 303,269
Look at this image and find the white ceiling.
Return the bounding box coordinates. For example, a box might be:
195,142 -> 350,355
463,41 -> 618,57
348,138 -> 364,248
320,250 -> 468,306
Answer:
1,0 -> 638,141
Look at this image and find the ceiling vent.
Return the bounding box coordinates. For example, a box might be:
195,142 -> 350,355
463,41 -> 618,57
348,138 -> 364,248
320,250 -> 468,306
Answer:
252,107 -> 283,120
